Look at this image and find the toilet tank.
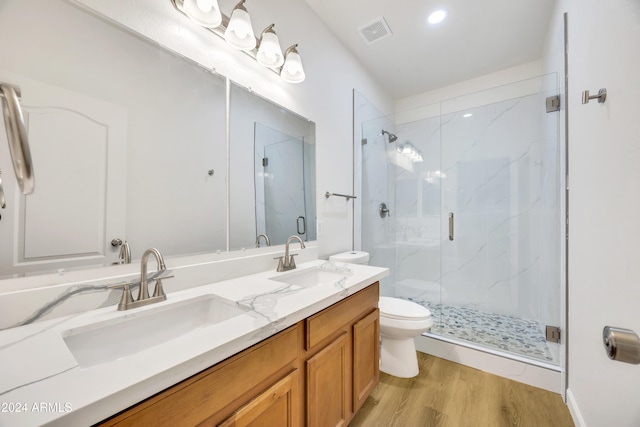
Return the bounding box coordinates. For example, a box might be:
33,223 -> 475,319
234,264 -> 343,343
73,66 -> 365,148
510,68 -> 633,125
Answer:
329,251 -> 370,265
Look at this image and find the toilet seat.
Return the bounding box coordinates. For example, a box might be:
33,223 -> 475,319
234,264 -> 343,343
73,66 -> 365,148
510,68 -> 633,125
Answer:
379,296 -> 431,321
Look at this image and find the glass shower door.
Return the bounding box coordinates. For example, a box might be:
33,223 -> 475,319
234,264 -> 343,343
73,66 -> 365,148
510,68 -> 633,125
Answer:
438,75 -> 561,364
263,138 -> 308,244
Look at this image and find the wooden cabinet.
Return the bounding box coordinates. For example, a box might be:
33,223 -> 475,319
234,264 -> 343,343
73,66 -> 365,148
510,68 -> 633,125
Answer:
99,326 -> 301,427
98,282 -> 379,427
304,282 -> 379,427
219,370 -> 300,427
352,309 -> 380,412
306,333 -> 349,427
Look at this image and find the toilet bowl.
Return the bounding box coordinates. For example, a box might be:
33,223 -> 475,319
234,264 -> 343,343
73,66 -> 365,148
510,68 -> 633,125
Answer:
379,296 -> 432,378
329,251 -> 433,378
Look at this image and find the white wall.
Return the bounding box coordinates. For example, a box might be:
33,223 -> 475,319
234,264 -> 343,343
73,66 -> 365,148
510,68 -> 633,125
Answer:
73,0 -> 394,259
563,0 -> 640,426
395,61 -> 544,114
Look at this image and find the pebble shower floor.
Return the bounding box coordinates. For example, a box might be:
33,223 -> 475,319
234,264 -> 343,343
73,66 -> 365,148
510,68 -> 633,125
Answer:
410,298 -> 557,364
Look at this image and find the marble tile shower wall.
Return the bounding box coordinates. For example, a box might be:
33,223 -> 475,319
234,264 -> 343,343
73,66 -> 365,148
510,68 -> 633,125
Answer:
362,85 -> 559,325
437,94 -> 549,319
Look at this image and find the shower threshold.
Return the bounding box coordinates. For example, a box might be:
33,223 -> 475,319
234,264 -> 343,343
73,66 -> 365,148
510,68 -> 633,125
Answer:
410,299 -> 560,366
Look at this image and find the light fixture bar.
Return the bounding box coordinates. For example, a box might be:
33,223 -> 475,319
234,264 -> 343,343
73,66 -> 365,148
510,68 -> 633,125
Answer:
169,0 -> 303,82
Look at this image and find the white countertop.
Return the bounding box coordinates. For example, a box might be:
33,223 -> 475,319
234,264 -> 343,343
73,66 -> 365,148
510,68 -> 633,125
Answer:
0,260 -> 388,426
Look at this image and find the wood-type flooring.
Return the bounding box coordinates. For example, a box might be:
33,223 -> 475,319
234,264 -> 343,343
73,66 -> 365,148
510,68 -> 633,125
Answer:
349,352 -> 574,427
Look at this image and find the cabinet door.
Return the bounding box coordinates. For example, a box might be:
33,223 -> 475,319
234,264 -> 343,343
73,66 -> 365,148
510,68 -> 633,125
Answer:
306,333 -> 350,427
352,309 -> 380,412
218,370 -> 300,427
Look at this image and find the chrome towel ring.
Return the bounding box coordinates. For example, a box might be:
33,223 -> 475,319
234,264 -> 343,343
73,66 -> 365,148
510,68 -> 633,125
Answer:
0,82 -> 35,195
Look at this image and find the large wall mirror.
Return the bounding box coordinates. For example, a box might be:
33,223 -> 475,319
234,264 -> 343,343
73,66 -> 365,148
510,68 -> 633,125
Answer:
229,83 -> 316,251
0,0 -> 316,279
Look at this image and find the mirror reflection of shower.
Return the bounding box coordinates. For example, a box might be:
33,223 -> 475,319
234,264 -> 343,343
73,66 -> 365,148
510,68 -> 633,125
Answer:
381,129 -> 397,142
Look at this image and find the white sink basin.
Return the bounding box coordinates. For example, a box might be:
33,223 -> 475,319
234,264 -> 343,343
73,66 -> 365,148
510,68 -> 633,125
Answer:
62,295 -> 246,368
269,266 -> 350,288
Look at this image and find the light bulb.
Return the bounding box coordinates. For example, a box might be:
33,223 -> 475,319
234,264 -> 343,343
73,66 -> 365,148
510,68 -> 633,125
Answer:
257,28 -> 284,68
184,0 -> 221,28
225,3 -> 256,51
281,45 -> 305,83
196,0 -> 213,12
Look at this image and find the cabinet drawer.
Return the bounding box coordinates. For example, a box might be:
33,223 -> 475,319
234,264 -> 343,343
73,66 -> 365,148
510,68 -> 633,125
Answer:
305,282 -> 378,350
218,369 -> 301,427
100,324 -> 300,427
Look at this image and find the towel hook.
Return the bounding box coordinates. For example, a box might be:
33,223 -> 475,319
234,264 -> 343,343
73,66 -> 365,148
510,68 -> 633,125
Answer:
582,88 -> 607,104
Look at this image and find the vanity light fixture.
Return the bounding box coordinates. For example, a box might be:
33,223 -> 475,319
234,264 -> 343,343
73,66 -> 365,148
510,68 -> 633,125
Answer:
281,44 -> 305,83
224,0 -> 256,50
183,0 -> 222,28
397,142 -> 423,163
170,0 -> 305,83
256,24 -> 284,68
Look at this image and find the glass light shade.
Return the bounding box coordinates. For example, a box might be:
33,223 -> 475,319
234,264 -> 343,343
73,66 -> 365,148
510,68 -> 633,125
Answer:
183,0 -> 222,28
281,51 -> 305,83
224,7 -> 256,50
257,32 -> 284,68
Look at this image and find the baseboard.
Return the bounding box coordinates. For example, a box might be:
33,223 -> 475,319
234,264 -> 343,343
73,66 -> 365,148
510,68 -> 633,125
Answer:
415,335 -> 563,394
566,388 -> 586,427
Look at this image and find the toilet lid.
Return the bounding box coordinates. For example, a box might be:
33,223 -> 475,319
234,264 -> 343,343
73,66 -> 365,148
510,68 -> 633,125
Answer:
329,251 -> 370,264
379,297 -> 431,320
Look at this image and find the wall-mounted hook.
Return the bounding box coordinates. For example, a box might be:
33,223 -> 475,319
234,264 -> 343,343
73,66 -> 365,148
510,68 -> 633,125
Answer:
582,88 -> 607,104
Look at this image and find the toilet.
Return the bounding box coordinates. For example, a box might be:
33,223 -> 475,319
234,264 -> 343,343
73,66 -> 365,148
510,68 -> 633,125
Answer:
329,251 -> 433,378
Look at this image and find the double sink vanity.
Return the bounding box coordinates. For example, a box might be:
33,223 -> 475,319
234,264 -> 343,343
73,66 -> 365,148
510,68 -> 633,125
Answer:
0,255 -> 388,426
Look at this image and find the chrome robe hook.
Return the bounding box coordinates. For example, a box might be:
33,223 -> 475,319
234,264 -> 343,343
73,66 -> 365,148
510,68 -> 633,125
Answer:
582,88 -> 607,104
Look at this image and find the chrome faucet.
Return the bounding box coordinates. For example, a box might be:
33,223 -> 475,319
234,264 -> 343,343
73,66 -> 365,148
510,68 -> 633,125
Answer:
118,241 -> 131,264
139,248 -> 167,301
276,235 -> 306,272
255,233 -> 270,248
108,247 -> 171,311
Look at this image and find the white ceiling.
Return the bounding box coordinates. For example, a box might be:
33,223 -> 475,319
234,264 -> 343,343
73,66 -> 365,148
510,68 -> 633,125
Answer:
304,0 -> 557,99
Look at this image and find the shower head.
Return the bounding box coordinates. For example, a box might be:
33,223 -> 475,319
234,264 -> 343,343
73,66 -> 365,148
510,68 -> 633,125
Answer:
381,129 -> 398,143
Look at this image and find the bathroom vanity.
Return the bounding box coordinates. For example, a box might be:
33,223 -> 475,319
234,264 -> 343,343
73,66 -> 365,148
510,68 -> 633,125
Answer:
99,282 -> 379,426
0,260 -> 388,426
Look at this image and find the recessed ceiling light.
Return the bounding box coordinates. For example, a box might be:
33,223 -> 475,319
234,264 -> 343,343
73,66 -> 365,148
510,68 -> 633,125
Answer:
428,10 -> 447,25
463,113 -> 472,118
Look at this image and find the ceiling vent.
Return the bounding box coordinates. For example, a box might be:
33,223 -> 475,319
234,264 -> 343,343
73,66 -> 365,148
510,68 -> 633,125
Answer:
358,17 -> 392,45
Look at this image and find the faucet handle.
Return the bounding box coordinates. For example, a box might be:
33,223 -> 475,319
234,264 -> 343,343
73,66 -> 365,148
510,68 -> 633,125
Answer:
108,282 -> 134,311
151,273 -> 173,299
274,256 -> 285,272
152,278 -> 166,299
288,253 -> 298,269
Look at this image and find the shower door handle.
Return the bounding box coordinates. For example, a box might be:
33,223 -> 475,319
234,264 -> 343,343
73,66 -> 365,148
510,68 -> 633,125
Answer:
297,216 -> 306,235
448,212 -> 454,241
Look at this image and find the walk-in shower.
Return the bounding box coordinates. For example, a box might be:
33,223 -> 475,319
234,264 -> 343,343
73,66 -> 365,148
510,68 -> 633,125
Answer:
356,74 -> 563,367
